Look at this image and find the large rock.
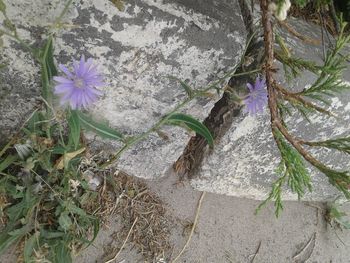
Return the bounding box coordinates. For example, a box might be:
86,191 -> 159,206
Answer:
3,0 -> 348,202
0,0 -> 246,178
191,18 -> 350,201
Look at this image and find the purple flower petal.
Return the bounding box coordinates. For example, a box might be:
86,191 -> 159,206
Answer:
246,83 -> 254,92
54,84 -> 74,94
243,77 -> 268,116
53,55 -> 104,109
53,76 -> 73,84
59,64 -> 74,78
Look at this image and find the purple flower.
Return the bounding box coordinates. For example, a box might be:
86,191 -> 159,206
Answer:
54,55 -> 104,110
244,77 -> 268,115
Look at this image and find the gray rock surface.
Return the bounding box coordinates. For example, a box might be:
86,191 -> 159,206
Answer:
0,0 -> 245,177
2,0 -> 349,201
191,18 -> 350,201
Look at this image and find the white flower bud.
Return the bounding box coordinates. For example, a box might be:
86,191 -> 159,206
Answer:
269,0 -> 291,21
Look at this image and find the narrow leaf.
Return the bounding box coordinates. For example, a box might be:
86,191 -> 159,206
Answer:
0,232 -> 22,254
45,38 -> 57,79
40,36 -> 56,104
0,0 -> 6,13
24,232 -> 39,262
77,112 -> 124,141
55,242 -> 72,263
167,113 -> 213,146
110,0 -> 125,11
0,155 -> 17,172
168,76 -> 193,97
168,76 -> 193,98
40,230 -> 65,239
68,110 -> 81,149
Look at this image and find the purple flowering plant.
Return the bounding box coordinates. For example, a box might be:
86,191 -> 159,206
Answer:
243,76 -> 268,115
54,55 -> 104,110
3,1 -> 350,261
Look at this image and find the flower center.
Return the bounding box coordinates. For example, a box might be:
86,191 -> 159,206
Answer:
250,90 -> 258,99
74,78 -> 84,89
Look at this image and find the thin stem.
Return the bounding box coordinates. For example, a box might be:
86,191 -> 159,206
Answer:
100,98 -> 191,168
202,68 -> 262,94
100,68 -> 261,169
259,0 -> 339,186
171,192 -> 206,263
201,29 -> 260,92
260,0 -> 279,123
51,0 -> 74,30
1,0 -> 73,58
104,217 -> 138,263
319,11 -> 327,61
31,169 -> 63,202
0,29 -> 36,57
274,82 -> 335,116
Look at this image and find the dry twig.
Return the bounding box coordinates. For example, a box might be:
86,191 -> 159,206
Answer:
249,241 -> 262,263
292,232 -> 316,262
104,217 -> 138,263
171,192 -> 206,263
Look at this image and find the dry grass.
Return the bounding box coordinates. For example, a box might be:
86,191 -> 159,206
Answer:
110,171 -> 171,261
80,155 -> 172,262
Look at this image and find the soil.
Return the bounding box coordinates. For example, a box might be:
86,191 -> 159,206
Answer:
73,170 -> 350,263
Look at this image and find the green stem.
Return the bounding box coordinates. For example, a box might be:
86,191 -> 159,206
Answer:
41,35 -> 53,106
51,0 -> 74,29
201,68 -> 262,94
100,98 -> 191,169
0,29 -> 37,58
100,68 -> 262,169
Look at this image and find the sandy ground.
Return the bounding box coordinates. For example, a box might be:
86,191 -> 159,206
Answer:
75,171 -> 350,263
1,170 -> 349,263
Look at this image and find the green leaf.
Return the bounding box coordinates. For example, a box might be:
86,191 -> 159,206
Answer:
58,212 -> 72,231
77,112 -> 124,141
110,0 -> 125,11
51,145 -> 66,154
306,136 -> 350,155
329,206 -> 350,229
24,232 -> 39,262
8,225 -> 32,236
40,36 -> 57,104
68,110 -> 81,149
90,218 -> 100,245
292,0 -> 308,8
0,224 -> 34,254
0,155 -> 17,172
0,0 -> 6,13
65,201 -> 87,217
0,230 -> 23,254
46,39 -> 57,79
40,230 -> 65,239
168,76 -> 194,98
54,242 -> 72,263
167,113 -> 214,146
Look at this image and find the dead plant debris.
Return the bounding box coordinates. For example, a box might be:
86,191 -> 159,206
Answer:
80,156 -> 172,262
